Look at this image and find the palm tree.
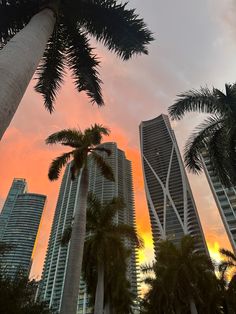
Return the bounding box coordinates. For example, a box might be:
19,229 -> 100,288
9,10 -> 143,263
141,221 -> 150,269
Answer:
168,83 -> 236,187
141,236 -> 215,314
219,249 -> 236,313
82,193 -> 143,314
0,272 -> 51,314
0,0 -> 153,140
46,124 -> 114,314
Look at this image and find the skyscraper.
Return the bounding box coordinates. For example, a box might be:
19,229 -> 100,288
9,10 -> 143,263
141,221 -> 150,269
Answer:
0,179 -> 46,278
0,178 -> 27,239
39,142 -> 138,313
140,114 -> 207,256
201,150 -> 236,254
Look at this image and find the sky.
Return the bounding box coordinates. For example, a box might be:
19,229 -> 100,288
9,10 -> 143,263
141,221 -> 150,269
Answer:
1,0 -> 236,279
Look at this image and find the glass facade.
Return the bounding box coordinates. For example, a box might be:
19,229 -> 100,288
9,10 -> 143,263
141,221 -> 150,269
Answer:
201,150 -> 236,254
140,114 -> 207,257
0,179 -> 46,278
0,178 -> 27,239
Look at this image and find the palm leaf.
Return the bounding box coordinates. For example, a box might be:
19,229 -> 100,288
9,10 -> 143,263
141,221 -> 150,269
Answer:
220,248 -> 236,263
65,21 -> 103,106
84,124 -> 110,146
0,0 -> 39,48
113,224 -> 144,248
169,87 -> 227,120
48,151 -> 74,181
207,126 -> 236,187
94,147 -> 112,156
78,0 -> 154,60
35,23 -> 66,112
46,129 -> 83,145
70,150 -> 86,180
184,116 -> 223,173
91,151 -> 114,181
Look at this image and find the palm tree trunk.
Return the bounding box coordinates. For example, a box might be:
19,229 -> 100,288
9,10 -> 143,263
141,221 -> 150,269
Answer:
104,300 -> 110,314
190,299 -> 198,314
60,167 -> 89,314
94,261 -> 105,314
0,8 -> 55,140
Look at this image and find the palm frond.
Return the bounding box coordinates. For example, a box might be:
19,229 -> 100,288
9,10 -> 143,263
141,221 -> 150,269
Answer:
140,262 -> 155,273
84,124 -> 110,146
70,150 -> 86,180
98,197 -> 124,226
220,249 -> 236,263
94,147 -> 112,156
48,151 -> 73,181
113,224 -> 144,248
65,21 -> 104,106
78,0 -> 154,60
0,0 -> 40,48
91,151 -> 115,181
35,23 -> 66,112
184,116 -> 223,173
46,129 -> 82,145
207,126 -> 236,187
169,87 -> 226,120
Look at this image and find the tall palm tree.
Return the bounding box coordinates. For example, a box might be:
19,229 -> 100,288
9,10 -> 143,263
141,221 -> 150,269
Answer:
141,236 -> 215,314
46,124 -> 114,314
82,193 -> 143,314
168,83 -> 236,187
0,0 -> 153,140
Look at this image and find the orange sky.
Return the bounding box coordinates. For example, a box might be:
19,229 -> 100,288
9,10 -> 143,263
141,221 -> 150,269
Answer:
0,76 -> 232,279
1,0 -> 236,278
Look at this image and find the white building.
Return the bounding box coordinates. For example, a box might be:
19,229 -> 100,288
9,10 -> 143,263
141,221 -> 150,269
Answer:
139,114 -> 207,256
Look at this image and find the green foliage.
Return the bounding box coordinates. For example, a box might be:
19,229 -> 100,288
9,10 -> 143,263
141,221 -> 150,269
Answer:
0,272 -> 51,314
141,236 -> 219,314
83,194 -> 142,313
46,124 -> 113,181
168,83 -> 236,187
0,0 -> 153,110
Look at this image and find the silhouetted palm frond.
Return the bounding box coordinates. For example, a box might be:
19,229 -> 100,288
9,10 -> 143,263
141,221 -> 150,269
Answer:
65,23 -> 103,106
169,87 -> 229,120
35,24 -> 66,112
169,83 -> 236,187
48,151 -> 74,180
78,0 -> 154,60
91,151 -> 114,181
46,129 -> 83,145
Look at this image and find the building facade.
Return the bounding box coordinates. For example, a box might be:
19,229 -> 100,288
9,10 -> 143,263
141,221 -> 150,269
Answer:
140,114 -> 207,256
0,179 -> 46,278
0,178 -> 27,239
39,142 -> 138,313
201,150 -> 236,254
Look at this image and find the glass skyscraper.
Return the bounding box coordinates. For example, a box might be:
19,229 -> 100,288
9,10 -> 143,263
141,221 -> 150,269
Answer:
201,150 -> 236,254
39,142 -> 138,313
140,114 -> 207,256
0,178 -> 46,278
0,178 -> 27,239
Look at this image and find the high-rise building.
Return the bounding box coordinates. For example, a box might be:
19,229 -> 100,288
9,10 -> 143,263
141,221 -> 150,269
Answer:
201,150 -> 236,254
140,114 -> 207,257
0,179 -> 46,278
39,142 -> 138,313
0,178 -> 27,239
